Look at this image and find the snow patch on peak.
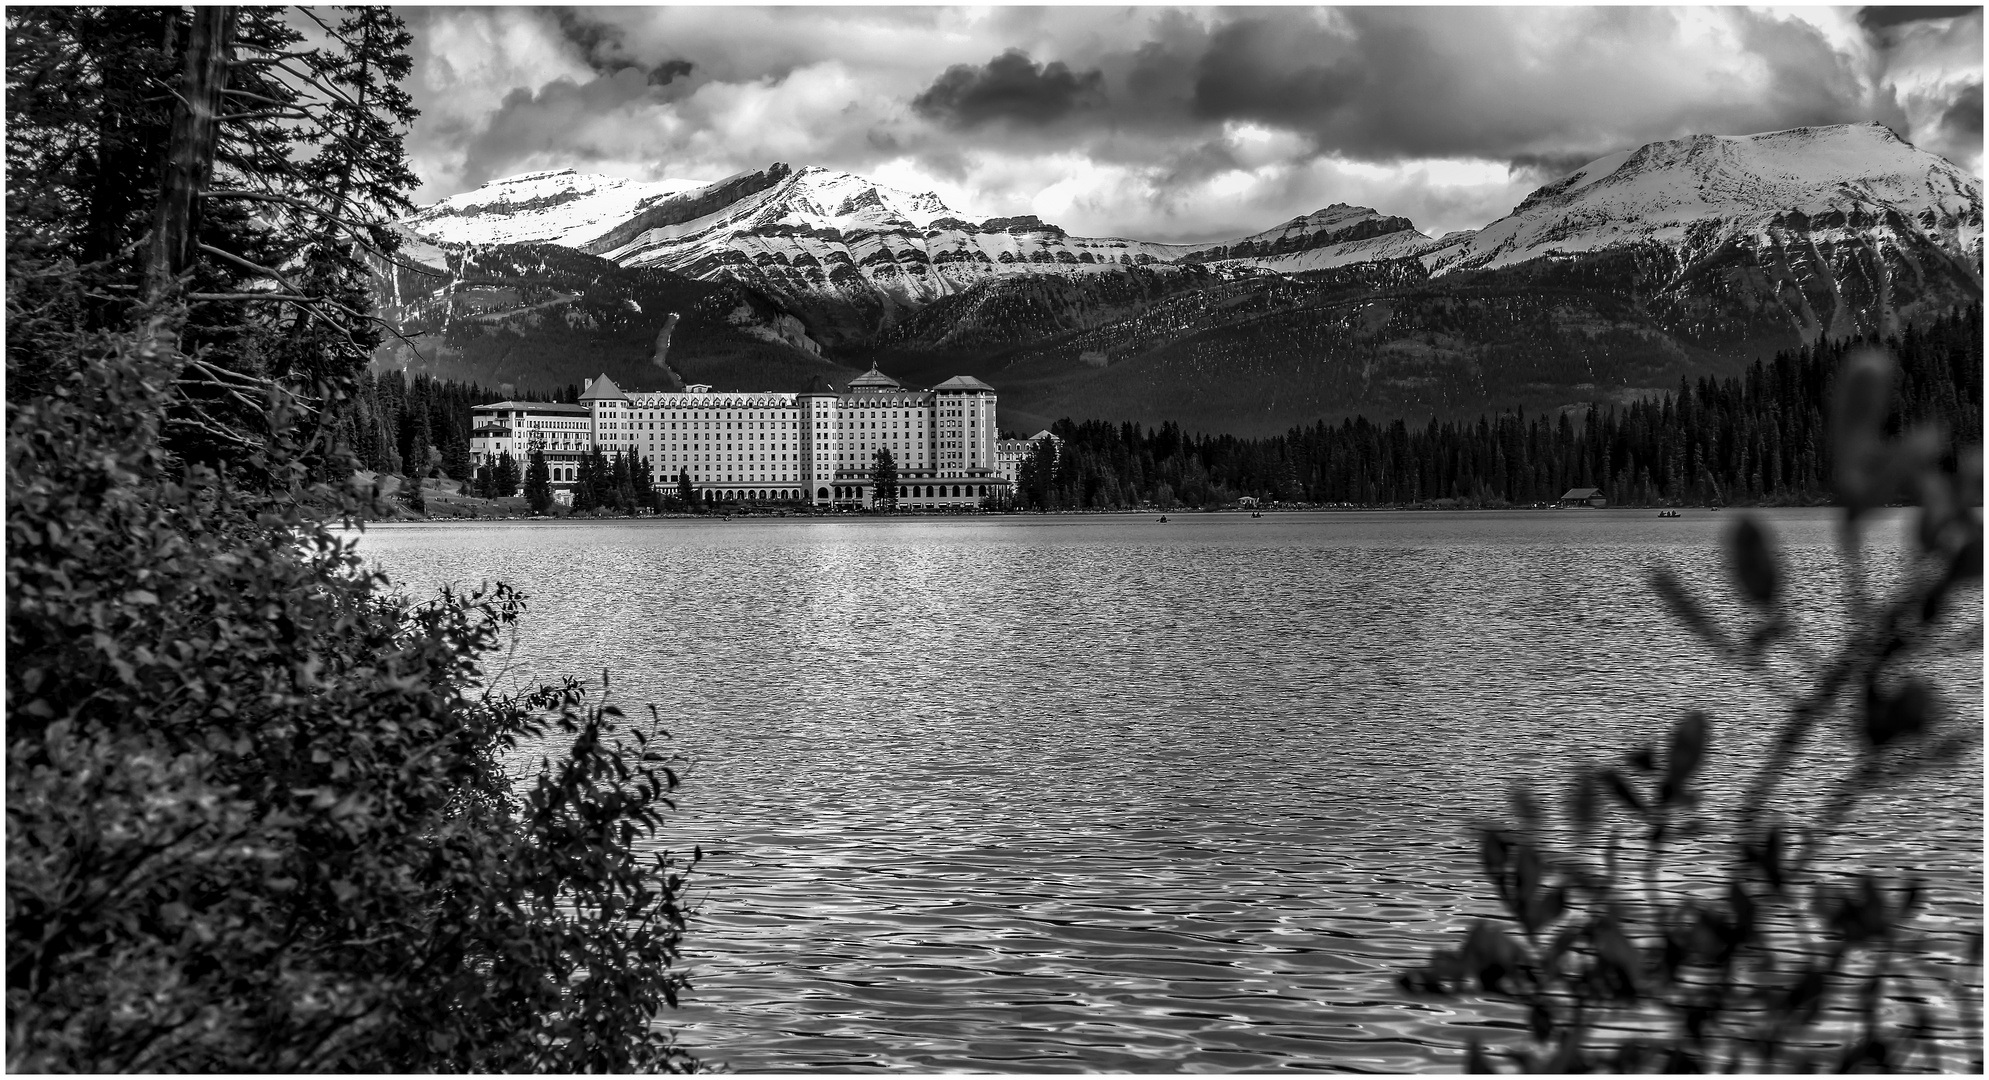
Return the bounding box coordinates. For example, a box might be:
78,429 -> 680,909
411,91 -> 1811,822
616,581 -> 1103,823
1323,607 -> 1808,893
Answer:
768,166 -> 962,228
1563,149 -> 1634,194
406,169 -> 713,248
1428,121 -> 1982,275
483,167 -> 580,187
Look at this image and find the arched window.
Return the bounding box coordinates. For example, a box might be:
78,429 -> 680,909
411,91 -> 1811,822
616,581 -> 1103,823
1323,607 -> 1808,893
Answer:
818,487 -> 829,500
977,485 -> 986,497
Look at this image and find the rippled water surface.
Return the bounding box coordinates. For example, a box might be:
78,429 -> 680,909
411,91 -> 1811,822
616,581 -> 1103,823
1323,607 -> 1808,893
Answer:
357,509 -> 1982,1071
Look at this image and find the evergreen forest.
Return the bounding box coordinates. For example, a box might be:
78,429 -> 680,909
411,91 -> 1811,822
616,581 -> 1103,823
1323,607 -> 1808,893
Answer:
1011,308 -> 1982,511
329,368 -> 580,481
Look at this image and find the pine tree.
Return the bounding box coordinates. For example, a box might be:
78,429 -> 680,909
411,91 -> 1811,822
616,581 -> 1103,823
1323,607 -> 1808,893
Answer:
1022,439 -> 1057,508
572,453 -> 597,512
472,452 -> 494,498
493,451 -> 519,499
676,469 -> 695,512
611,451 -> 639,513
7,7 -> 422,473
525,449 -> 552,514
586,447 -> 611,511
870,447 -> 899,510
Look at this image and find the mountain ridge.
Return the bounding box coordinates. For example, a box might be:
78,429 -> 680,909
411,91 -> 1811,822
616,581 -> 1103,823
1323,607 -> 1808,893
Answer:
380,123 -> 1982,435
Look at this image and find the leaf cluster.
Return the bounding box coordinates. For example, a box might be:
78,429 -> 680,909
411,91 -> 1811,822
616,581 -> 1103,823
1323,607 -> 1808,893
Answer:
7,323 -> 700,1070
1400,347 -> 1983,1072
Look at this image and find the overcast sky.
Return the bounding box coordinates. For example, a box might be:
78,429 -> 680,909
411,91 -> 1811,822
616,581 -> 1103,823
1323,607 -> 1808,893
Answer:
401,5 -> 1983,242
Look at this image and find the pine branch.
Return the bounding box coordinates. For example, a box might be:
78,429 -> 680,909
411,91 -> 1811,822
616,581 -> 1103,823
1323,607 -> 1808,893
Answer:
219,108 -> 316,123
226,50 -> 317,66
203,191 -> 426,273
180,356 -> 266,387
217,87 -> 297,108
162,402 -> 262,450
187,292 -> 315,303
194,242 -> 427,361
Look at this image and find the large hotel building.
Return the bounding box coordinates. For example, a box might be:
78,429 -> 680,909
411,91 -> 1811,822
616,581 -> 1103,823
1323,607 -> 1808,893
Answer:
470,365 -> 1014,510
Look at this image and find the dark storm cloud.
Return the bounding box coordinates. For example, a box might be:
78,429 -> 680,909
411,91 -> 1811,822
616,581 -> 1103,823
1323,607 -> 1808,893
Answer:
1729,6 -> 1910,130
1940,82 -> 1984,139
911,49 -> 1105,127
457,66 -> 666,186
553,10 -> 635,75
1506,150 -> 1611,186
551,12 -> 694,87
1856,6 -> 1982,32
650,58 -> 693,86
405,7 -> 1980,242
1188,17 -> 1365,126
934,8 -> 1921,170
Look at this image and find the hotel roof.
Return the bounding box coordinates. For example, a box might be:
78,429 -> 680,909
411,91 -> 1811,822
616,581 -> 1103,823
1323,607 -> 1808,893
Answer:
472,400 -> 589,414
931,375 -> 996,392
579,373 -> 627,401
847,362 -> 901,389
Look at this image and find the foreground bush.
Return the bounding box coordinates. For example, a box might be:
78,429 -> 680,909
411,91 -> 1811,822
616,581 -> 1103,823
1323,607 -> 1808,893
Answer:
7,334 -> 699,1071
1400,347 -> 1983,1071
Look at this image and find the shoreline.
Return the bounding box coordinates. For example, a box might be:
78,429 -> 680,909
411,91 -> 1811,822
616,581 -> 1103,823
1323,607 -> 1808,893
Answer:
355,502 -> 1852,526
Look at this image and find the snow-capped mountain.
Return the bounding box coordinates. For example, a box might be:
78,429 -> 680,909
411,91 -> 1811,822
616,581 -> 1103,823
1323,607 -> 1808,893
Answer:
576,163 -> 1205,340
1419,123 -> 1981,339
399,122 -> 1977,347
1182,204 -> 1433,271
385,123 -> 1980,433
398,162 -> 1439,341
1426,123 -> 1980,273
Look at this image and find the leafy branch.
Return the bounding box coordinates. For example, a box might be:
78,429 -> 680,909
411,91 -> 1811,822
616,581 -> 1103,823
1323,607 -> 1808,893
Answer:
1400,346 -> 1983,1073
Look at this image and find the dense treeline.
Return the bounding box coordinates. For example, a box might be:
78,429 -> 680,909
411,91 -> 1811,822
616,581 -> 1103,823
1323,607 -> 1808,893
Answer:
330,370 -> 577,480
570,446 -> 663,513
1014,307 -> 1981,510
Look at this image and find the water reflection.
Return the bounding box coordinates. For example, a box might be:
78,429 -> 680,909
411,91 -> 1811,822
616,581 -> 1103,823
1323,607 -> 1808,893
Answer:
358,509 -> 1981,1072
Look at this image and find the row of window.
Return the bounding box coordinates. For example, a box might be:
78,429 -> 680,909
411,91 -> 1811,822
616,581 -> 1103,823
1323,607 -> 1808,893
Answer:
532,479 -> 995,504
590,404 -> 978,421
832,484 -> 990,500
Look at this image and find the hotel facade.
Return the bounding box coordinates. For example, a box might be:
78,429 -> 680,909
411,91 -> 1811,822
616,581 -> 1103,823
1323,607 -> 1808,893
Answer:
470,365 -> 1009,510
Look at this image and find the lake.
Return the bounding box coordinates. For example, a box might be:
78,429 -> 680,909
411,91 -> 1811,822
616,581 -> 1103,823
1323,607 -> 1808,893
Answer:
356,508 -> 1982,1072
